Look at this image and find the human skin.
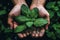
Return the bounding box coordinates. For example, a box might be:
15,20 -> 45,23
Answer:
30,0 -> 50,37
8,0 -> 29,38
8,0 -> 50,38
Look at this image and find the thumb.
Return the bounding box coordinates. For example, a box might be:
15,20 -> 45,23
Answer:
13,22 -> 18,29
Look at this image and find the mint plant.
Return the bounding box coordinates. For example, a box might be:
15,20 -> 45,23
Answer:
14,4 -> 48,33
0,0 -> 60,40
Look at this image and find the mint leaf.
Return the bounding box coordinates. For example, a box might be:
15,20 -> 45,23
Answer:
1,25 -> 5,31
53,6 -> 59,11
52,24 -> 60,29
21,4 -> 31,17
48,10 -> 54,18
46,2 -> 55,9
15,16 -> 31,22
31,8 -> 39,18
57,12 -> 60,17
57,1 -> 60,7
46,30 -> 56,40
4,28 -> 12,33
26,22 -> 33,28
14,25 -> 27,33
34,18 -> 48,27
0,10 -> 7,15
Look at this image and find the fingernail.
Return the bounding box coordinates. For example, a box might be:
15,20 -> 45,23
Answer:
23,33 -> 26,37
35,33 -> 38,37
32,33 -> 35,37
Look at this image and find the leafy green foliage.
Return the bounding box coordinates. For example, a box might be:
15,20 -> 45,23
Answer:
0,24 -> 12,33
14,4 -> 48,32
21,4 -> 31,17
0,10 -> 6,15
46,2 -> 55,9
26,22 -> 33,28
55,29 -> 60,38
52,23 -> 60,38
30,8 -> 38,18
52,23 -> 60,29
45,1 -> 60,40
53,6 -> 59,11
14,25 -> 26,33
0,24 -> 5,31
4,28 -> 12,33
21,4 -> 38,18
46,2 -> 59,12
57,12 -> 60,17
46,30 -> 56,40
34,18 -> 48,27
0,0 -> 60,40
57,1 -> 60,7
14,16 -> 31,22
48,10 -> 54,18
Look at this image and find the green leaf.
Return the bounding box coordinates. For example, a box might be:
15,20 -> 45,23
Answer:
14,25 -> 27,33
34,18 -> 48,27
46,2 -> 55,9
30,8 -> 39,18
46,30 -> 52,37
26,22 -> 33,28
21,4 -> 31,17
1,25 -> 5,31
53,6 -> 59,11
54,25 -> 60,38
21,4 -> 39,18
0,10 -> 7,15
48,10 -> 54,18
57,12 -> 60,17
57,1 -> 60,7
14,16 -> 31,22
52,23 -> 60,31
52,24 -> 60,29
55,29 -> 60,38
4,28 -> 12,33
46,30 -> 56,40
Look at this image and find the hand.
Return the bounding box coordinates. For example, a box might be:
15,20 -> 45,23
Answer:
30,4 -> 50,37
8,3 -> 30,38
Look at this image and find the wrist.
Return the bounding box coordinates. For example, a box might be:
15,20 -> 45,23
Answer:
12,0 -> 26,5
32,0 -> 45,6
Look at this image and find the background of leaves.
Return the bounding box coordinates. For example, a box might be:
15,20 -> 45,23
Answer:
0,0 -> 60,40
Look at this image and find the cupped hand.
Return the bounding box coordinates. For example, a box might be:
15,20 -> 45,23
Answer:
30,4 -> 50,37
8,3 -> 30,38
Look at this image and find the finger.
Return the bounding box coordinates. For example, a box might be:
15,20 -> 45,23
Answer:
35,30 -> 40,37
45,24 -> 48,30
18,33 -> 24,38
46,15 -> 50,30
8,17 -> 13,29
35,33 -> 39,37
32,33 -> 35,37
32,31 -> 36,37
14,21 -> 18,28
39,28 -> 45,37
38,6 -> 50,30
25,29 -> 30,36
9,4 -> 21,17
23,33 -> 27,37
36,31 -> 40,37
26,32 -> 30,36
33,31 -> 36,34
